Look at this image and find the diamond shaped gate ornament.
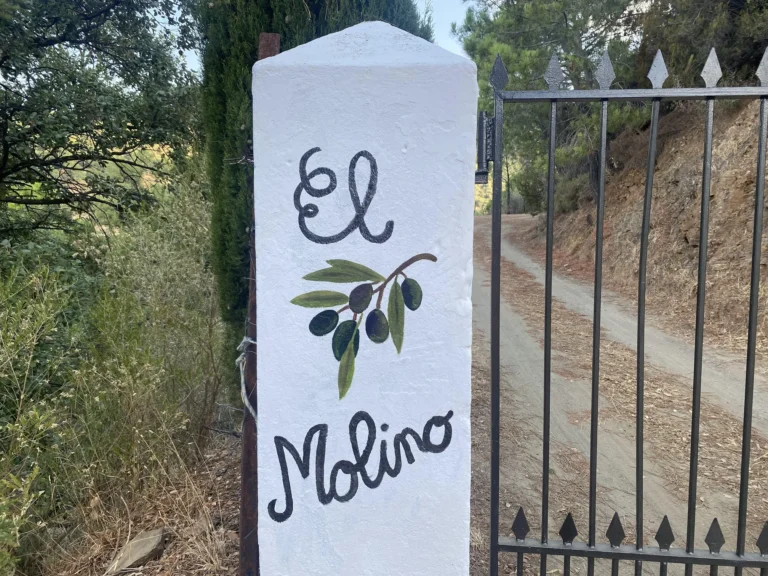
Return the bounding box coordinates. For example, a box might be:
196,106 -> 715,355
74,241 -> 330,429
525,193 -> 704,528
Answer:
655,515 -> 675,551
757,522 -> 768,555
559,513 -> 578,545
545,53 -> 564,91
701,48 -> 723,88
606,512 -> 626,548
704,518 -> 725,554
757,46 -> 768,87
648,50 -> 669,89
490,54 -> 509,92
596,51 -> 615,90
511,507 -> 530,542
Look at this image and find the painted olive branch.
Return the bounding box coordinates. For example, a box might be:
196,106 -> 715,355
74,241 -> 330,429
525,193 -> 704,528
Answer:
336,253 -> 437,313
294,254 -> 436,399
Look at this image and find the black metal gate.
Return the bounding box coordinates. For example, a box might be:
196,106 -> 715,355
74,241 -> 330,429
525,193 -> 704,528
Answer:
477,48 -> 768,576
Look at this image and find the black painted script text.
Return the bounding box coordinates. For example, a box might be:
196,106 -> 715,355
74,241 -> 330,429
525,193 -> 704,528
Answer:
293,147 -> 394,244
267,409 -> 453,522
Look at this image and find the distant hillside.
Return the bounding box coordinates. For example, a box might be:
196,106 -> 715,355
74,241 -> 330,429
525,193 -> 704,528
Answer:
511,100 -> 768,358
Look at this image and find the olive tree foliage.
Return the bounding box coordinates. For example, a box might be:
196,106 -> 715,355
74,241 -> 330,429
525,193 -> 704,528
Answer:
0,0 -> 199,236
453,0 -> 647,213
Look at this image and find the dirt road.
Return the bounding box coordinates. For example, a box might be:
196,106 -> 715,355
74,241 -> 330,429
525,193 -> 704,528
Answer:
471,215 -> 768,575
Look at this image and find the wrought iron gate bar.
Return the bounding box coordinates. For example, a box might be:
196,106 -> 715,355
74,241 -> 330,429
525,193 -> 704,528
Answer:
742,103 -> 768,576
499,87 -> 768,102
685,91 -> 716,576
498,538 -> 768,568
635,50 -> 667,576
586,56 -> 612,573
737,95 -> 768,576
540,93 -> 558,576
489,53 -> 507,576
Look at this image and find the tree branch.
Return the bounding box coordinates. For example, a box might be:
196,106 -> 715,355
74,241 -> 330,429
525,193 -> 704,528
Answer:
33,0 -> 124,49
1,194 -> 118,208
336,253 -> 438,313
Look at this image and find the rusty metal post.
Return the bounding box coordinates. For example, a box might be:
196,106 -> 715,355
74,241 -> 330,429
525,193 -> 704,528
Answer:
240,31 -> 280,576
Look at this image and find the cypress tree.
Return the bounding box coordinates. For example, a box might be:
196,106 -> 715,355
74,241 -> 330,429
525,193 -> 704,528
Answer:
317,0 -> 433,39
200,1 -> 432,330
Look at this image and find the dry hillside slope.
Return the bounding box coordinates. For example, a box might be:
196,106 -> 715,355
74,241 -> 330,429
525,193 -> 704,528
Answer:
512,99 -> 768,361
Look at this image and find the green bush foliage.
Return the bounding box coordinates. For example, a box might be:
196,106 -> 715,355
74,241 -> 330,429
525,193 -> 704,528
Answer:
454,0 -> 650,215
454,0 -> 766,216
636,0 -> 768,88
0,168 -> 227,574
0,0 -> 200,236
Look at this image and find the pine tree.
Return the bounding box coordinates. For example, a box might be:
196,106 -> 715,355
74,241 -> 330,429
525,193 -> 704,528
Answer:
454,0 -> 643,213
200,1 -> 432,329
636,0 -> 768,88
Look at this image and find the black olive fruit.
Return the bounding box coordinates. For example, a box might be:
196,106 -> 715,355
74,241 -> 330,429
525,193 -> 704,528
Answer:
309,309 -> 339,336
365,309 -> 390,343
401,278 -> 423,311
332,320 -> 361,361
349,283 -> 373,313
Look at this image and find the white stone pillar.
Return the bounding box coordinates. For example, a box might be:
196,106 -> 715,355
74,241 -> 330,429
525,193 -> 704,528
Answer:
252,21 -> 477,575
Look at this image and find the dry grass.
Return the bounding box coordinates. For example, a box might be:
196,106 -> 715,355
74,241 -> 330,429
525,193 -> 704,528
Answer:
0,178 -> 234,575
45,436 -> 241,576
49,328 -> 511,576
470,326 -> 542,576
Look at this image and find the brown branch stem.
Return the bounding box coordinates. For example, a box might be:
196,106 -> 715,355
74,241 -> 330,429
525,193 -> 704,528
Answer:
337,252 -> 437,313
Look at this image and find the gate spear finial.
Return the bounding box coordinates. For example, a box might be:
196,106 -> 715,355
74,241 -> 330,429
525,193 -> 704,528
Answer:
596,50 -> 615,90
648,50 -> 668,89
757,522 -> 768,555
757,46 -> 768,87
704,518 -> 725,554
544,53 -> 564,91
559,512 -> 578,545
655,515 -> 675,551
511,507 -> 530,542
606,512 -> 626,548
701,48 -> 723,88
490,54 -> 509,91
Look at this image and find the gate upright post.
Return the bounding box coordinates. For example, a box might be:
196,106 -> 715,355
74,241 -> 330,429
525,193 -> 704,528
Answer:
489,54 -> 508,576
251,23 -> 477,576
240,31 -> 280,576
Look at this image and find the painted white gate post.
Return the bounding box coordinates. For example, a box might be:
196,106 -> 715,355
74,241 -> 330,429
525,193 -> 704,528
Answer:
252,22 -> 477,575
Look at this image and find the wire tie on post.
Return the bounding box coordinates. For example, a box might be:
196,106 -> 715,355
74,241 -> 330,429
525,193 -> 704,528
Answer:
236,336 -> 258,425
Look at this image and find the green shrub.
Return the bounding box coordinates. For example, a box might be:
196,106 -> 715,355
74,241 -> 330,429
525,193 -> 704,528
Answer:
513,160 -> 547,215
555,173 -> 591,214
636,0 -> 768,88
0,263 -> 66,574
0,168 -> 228,574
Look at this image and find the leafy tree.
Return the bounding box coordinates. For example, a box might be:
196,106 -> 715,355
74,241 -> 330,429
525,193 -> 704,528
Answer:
0,0 -> 199,236
453,0 -> 646,212
635,0 -> 768,87
200,0 -> 433,325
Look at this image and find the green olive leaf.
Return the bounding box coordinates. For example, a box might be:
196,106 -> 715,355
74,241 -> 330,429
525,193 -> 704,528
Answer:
303,260 -> 385,283
388,280 -> 405,354
338,320 -> 360,399
290,291 -> 349,308
327,260 -> 386,281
